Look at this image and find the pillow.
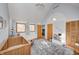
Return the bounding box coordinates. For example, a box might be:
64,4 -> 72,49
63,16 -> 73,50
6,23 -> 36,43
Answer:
52,39 -> 62,46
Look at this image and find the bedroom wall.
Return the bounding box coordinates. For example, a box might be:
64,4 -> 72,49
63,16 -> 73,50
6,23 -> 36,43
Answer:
46,5 -> 79,44
9,19 -> 46,40
0,3 -> 9,49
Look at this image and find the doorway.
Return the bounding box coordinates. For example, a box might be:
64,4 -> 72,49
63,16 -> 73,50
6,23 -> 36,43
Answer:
42,25 -> 45,38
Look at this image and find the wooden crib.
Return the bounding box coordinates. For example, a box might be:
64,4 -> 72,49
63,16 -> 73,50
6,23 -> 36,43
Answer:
0,36 -> 31,55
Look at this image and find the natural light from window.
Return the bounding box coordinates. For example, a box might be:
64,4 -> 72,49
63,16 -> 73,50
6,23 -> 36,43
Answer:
29,24 -> 35,32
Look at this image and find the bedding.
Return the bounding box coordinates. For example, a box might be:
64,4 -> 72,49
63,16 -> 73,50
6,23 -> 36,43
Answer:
32,39 -> 74,55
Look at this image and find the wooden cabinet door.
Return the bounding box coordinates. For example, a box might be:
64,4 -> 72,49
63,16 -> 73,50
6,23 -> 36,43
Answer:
66,22 -> 71,47
66,21 -> 76,48
75,21 -> 79,53
70,21 -> 76,47
37,25 -> 42,39
76,21 -> 79,43
47,24 -> 53,41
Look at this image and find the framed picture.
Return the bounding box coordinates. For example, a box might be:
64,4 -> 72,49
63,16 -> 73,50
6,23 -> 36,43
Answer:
0,21 -> 3,29
29,24 -> 35,32
16,23 -> 26,33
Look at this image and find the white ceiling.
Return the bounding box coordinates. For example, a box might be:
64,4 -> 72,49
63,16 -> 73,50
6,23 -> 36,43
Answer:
8,3 -> 52,21
8,3 -> 79,22
61,3 -> 79,8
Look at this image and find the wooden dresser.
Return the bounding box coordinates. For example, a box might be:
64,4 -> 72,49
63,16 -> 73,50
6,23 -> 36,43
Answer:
0,36 -> 31,55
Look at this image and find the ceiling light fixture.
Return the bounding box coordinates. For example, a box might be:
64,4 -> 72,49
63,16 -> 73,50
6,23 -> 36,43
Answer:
53,18 -> 56,21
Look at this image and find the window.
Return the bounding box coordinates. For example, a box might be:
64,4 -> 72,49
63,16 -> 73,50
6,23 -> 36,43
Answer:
16,23 -> 26,33
29,24 -> 35,32
0,21 -> 3,29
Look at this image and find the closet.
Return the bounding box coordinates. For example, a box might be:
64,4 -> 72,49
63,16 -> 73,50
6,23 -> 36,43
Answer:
66,20 -> 79,53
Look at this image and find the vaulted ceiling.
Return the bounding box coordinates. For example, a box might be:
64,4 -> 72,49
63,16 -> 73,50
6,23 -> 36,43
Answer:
8,3 -> 79,23
8,3 -> 53,21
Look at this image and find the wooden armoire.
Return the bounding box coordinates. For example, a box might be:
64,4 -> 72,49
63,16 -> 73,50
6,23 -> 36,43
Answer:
66,21 -> 79,53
